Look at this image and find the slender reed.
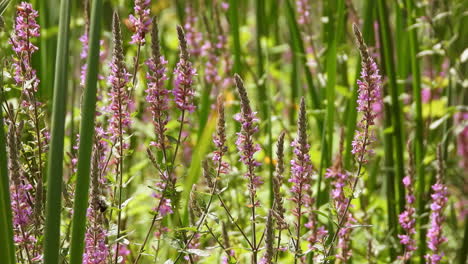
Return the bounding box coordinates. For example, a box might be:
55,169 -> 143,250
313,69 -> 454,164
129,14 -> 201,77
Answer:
69,0 -> 103,262
43,0 -> 71,262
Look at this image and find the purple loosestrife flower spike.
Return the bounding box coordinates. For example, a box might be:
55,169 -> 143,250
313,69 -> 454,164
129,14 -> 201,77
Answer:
425,146 -> 449,264
129,0 -> 152,45
8,123 -> 42,261
325,132 -> 355,261
10,2 -> 40,90
146,19 -> 169,150
351,24 -> 382,163
108,12 -> 132,144
83,142 -> 109,264
234,74 -> 262,197
290,97 -> 313,217
260,210 -> 275,264
213,95 -> 229,174
397,141 -> 417,261
173,26 -> 197,113
290,97 -> 314,257
273,132 -> 287,229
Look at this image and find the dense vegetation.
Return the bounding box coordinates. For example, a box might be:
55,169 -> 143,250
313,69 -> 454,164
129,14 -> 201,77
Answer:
0,0 -> 466,263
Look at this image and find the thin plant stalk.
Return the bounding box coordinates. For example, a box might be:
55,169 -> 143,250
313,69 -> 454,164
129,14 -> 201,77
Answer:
405,0 -> 426,260
377,0 -> 406,218
68,0 -> 103,263
0,68 -> 15,264
43,0 -> 71,262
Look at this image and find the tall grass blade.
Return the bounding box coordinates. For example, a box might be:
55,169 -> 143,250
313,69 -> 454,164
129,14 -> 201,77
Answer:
0,0 -> 10,15
377,0 -> 406,218
229,0 -> 242,74
316,0 -> 345,207
43,0 -> 71,262
404,0 -> 426,260
0,72 -> 15,264
69,0 -> 103,263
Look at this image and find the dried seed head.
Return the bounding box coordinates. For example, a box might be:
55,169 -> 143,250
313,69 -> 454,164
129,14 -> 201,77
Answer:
332,128 -> 345,170
150,18 -> 161,60
189,185 -> 202,219
215,95 -> 227,151
234,74 -> 252,115
7,123 -> 21,186
263,209 -> 275,264
202,159 -> 214,190
273,131 -> 286,228
298,97 -> 308,152
177,25 -> 189,61
353,23 -> 370,63
112,11 -> 124,69
436,144 -> 444,183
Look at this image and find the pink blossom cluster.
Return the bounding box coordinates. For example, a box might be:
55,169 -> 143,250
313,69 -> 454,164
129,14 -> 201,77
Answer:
325,167 -> 355,261
425,181 -> 449,264
9,2 -> 40,90
234,111 -> 262,188
398,175 -> 417,261
351,34 -> 382,163
146,55 -> 169,148
83,209 -> 109,264
184,6 -> 202,56
296,0 -> 311,25
173,56 -> 197,113
107,53 -> 132,145
289,138 -> 313,216
129,0 -> 152,45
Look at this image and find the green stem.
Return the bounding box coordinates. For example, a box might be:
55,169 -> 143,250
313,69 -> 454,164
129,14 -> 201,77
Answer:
69,0 -> 102,263
43,0 -> 71,263
377,0 -> 406,230
0,65 -> 15,264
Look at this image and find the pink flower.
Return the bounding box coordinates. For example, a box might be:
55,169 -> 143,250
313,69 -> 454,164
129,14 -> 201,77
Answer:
10,2 -> 40,91
128,0 -> 152,44
183,5 -> 202,56
351,25 -> 382,163
425,180 -> 448,263
173,26 -> 197,113
325,157 -> 355,261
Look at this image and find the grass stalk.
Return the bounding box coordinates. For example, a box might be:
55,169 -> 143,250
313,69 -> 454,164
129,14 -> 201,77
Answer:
43,0 -> 71,262
377,0 -> 406,222
0,67 -> 15,264
284,0 -> 323,134
68,0 -> 103,263
229,0 -> 241,74
404,0 -> 426,260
